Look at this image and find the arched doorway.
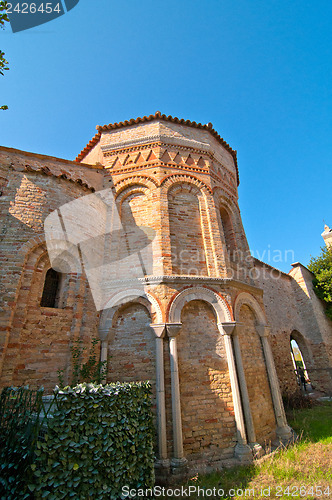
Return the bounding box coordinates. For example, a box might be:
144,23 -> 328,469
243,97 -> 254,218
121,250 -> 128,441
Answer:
290,334 -> 311,392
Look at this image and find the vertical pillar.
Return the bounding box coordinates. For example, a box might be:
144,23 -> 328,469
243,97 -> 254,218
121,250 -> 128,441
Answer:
166,323 -> 187,469
218,322 -> 253,462
257,325 -> 293,442
150,324 -> 169,468
98,327 -> 109,385
233,324 -> 263,457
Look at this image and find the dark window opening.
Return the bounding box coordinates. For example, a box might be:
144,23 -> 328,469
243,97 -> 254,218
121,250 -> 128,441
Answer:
40,268 -> 60,308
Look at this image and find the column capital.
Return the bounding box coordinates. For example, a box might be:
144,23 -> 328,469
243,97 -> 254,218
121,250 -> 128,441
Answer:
217,321 -> 237,336
98,328 -> 109,341
150,323 -> 167,339
166,323 -> 182,338
256,324 -> 270,338
233,323 -> 245,336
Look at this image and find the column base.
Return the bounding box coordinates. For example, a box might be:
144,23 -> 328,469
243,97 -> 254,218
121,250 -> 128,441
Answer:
276,425 -> 293,444
249,442 -> 264,459
170,457 -> 188,475
234,443 -> 253,463
155,459 -> 171,485
155,459 -> 171,469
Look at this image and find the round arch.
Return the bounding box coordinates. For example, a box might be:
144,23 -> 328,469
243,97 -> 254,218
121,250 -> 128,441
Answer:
161,173 -> 212,196
233,292 -> 267,325
115,184 -> 149,205
114,176 -> 158,198
19,235 -> 47,259
99,289 -> 163,334
168,286 -> 232,324
290,330 -> 313,365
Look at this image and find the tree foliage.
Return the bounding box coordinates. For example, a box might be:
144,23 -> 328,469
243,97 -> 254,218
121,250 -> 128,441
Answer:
308,246 -> 332,320
0,0 -> 9,110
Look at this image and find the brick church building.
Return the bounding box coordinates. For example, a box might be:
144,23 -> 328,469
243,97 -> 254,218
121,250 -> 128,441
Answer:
0,112 -> 331,475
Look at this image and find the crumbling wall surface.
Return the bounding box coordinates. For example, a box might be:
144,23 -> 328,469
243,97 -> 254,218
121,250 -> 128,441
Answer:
254,259 -> 332,394
289,264 -> 332,393
0,154 -> 101,391
0,146 -> 103,191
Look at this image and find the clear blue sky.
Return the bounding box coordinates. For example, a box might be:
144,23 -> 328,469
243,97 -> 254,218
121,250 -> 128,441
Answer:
1,0 -> 331,272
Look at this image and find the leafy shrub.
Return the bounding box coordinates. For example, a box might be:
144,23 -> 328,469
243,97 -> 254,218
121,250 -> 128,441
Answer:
308,246 -> 332,320
58,338 -> 107,388
282,391 -> 313,411
31,381 -> 155,499
0,386 -> 44,500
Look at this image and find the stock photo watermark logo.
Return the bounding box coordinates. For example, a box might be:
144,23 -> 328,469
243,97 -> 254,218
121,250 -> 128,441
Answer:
44,188 -> 161,312
6,0 -> 79,33
44,188 -> 295,310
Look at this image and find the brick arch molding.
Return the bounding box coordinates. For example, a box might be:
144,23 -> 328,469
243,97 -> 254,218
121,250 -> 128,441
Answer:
233,292 -> 267,325
168,286 -> 232,324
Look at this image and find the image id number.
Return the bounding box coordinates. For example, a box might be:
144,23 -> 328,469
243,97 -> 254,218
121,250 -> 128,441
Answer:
6,3 -> 61,14
276,485 -> 330,497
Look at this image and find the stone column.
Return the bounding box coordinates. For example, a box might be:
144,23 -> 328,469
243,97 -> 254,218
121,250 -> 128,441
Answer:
257,325 -> 293,442
98,327 -> 109,385
166,323 -> 187,469
233,324 -> 263,457
218,322 -> 252,462
150,324 -> 169,468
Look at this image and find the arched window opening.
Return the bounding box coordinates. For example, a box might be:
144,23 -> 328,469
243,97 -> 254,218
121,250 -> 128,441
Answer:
290,338 -> 310,392
40,268 -> 61,308
219,207 -> 237,259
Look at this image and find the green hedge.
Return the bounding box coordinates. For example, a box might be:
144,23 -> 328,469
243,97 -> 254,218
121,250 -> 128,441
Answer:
31,381 -> 155,499
0,386 -> 43,500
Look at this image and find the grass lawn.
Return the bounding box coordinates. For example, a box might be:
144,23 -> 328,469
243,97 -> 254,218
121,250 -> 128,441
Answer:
170,402 -> 332,499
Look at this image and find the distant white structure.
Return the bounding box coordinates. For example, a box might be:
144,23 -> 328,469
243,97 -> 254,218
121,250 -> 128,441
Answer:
322,224 -> 332,249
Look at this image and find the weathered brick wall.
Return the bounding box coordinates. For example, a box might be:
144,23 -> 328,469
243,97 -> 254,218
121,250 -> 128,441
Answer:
168,187 -> 207,276
115,185 -> 163,278
289,264 -> 332,349
252,262 -> 305,394
92,116 -> 245,283
107,303 -> 156,391
0,149 -> 101,391
6,265 -> 98,391
0,147 -> 103,190
3,116 -> 332,475
254,259 -> 332,394
178,300 -> 236,464
237,305 -> 276,443
106,303 -> 158,447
